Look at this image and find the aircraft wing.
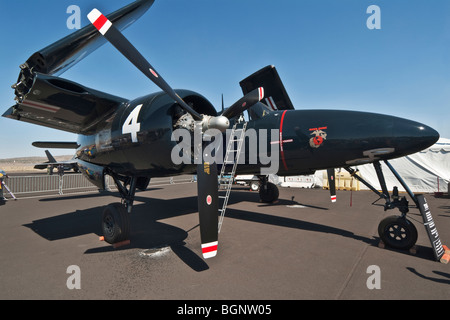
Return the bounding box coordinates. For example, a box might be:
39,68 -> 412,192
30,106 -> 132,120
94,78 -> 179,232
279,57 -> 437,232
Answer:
3,73 -> 128,134
23,0 -> 154,77
34,161 -> 78,170
2,0 -> 154,134
34,163 -> 50,170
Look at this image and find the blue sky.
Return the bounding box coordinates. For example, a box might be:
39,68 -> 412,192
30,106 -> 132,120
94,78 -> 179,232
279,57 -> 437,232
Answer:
1,0 -> 450,158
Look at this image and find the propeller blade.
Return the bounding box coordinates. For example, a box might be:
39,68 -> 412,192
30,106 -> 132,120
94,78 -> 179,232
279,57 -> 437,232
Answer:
87,8 -> 202,121
327,168 -> 336,202
196,155 -> 219,259
222,87 -> 264,119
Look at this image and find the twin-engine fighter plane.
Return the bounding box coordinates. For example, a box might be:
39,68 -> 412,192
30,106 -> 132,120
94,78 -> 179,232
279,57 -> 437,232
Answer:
34,149 -> 79,173
3,0 -> 440,259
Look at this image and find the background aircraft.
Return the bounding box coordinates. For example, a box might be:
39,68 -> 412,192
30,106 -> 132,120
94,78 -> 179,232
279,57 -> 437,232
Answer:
33,149 -> 79,173
2,0 -> 440,259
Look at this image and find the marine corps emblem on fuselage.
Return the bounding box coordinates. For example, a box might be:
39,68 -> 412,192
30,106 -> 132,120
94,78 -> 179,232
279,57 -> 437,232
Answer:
309,127 -> 327,148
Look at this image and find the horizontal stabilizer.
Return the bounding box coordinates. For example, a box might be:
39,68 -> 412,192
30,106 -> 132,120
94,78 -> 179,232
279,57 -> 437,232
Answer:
33,141 -> 80,149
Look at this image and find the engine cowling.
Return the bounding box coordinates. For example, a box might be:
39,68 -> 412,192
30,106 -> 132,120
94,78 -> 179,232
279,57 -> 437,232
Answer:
76,89 -> 217,177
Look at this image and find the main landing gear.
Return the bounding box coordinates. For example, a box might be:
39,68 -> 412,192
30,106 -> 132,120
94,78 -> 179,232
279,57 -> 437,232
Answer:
101,173 -> 144,244
258,175 -> 279,203
345,160 -> 420,251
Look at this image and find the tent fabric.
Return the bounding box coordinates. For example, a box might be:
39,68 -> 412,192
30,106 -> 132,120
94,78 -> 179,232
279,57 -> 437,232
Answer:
355,138 -> 450,193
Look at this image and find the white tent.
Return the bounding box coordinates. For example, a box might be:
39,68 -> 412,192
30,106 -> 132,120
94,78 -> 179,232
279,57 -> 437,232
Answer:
355,138 -> 450,193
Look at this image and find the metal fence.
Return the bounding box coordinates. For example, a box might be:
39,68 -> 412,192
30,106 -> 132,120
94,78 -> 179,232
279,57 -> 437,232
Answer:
1,174 -> 195,199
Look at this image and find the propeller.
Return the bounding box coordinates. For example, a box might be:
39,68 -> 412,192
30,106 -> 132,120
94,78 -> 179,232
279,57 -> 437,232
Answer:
327,168 -> 337,202
88,8 -> 265,259
87,9 -> 262,131
222,87 -> 264,119
195,138 -> 219,258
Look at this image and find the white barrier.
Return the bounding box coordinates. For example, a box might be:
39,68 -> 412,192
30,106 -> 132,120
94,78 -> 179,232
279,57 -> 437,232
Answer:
2,174 -> 194,199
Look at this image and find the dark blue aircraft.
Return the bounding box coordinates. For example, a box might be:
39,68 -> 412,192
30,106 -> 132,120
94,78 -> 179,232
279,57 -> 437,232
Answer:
3,0 -> 439,259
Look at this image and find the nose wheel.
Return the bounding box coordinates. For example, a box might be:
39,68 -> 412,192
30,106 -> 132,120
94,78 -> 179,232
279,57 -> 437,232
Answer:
346,161 -> 422,252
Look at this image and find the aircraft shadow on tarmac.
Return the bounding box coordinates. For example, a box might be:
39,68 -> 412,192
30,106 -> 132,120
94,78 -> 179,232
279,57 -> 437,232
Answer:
22,189 -> 436,271
438,205 -> 450,217
406,268 -> 450,285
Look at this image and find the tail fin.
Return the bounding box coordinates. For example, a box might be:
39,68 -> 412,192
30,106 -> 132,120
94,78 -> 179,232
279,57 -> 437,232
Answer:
45,150 -> 57,163
239,65 -> 294,111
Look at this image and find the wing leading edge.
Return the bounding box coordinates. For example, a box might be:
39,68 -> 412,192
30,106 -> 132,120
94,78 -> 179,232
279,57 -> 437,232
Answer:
24,0 -> 154,77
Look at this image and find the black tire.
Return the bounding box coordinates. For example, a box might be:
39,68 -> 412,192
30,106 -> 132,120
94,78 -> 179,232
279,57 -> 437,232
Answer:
259,182 -> 279,203
102,203 -> 130,244
378,215 -> 418,250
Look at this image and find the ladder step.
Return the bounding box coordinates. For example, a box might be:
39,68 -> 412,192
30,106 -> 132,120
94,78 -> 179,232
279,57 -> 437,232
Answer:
218,123 -> 247,232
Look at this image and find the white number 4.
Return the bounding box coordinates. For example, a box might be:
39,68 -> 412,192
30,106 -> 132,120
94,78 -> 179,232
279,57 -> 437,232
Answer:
122,104 -> 143,143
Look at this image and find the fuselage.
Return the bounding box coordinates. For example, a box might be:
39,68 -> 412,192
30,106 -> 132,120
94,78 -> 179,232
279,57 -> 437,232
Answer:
74,91 -> 440,186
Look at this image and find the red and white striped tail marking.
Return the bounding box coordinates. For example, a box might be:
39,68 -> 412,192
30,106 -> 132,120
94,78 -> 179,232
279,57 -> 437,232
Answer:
265,96 -> 277,110
331,195 -> 336,202
201,241 -> 218,259
88,9 -> 112,35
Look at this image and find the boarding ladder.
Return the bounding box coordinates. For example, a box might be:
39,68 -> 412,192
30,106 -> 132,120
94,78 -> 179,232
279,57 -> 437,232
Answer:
218,122 -> 247,233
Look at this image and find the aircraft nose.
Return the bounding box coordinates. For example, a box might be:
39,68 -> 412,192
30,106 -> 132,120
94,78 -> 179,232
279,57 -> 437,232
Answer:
393,117 -> 440,153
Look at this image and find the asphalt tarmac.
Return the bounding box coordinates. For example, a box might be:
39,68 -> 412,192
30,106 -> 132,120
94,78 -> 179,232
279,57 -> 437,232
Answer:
0,181 -> 449,300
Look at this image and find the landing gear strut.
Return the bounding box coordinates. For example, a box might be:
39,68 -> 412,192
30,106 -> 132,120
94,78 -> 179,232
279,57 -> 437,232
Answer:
345,160 -> 419,251
101,172 -> 138,244
258,175 -> 279,203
